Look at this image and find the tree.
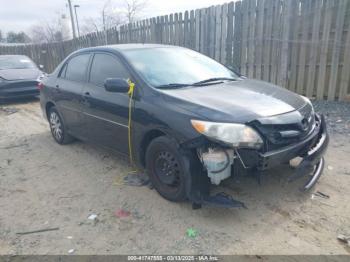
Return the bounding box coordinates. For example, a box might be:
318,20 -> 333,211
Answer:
81,18 -> 101,35
0,30 -> 3,42
6,31 -> 31,43
124,0 -> 147,24
103,7 -> 124,30
81,12 -> 123,34
31,24 -> 63,43
80,0 -> 147,35
29,17 -> 65,43
80,0 -> 123,35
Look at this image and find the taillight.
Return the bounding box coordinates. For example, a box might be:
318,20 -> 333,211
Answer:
37,82 -> 44,91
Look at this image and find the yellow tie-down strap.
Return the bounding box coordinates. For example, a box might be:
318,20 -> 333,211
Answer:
127,79 -> 136,165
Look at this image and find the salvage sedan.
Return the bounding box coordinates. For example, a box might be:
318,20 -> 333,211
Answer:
0,55 -> 44,101
40,44 -> 329,208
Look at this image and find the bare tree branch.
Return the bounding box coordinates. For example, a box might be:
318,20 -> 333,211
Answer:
76,0 -> 148,37
81,18 -> 101,35
29,15 -> 65,43
124,0 -> 148,24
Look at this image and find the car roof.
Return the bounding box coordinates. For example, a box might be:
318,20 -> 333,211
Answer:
74,44 -> 182,54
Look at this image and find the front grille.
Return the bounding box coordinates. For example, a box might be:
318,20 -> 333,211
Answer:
254,103 -> 315,151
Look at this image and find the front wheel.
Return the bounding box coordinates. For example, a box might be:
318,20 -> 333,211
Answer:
48,106 -> 74,144
145,136 -> 188,202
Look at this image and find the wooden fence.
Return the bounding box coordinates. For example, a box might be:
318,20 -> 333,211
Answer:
1,0 -> 350,101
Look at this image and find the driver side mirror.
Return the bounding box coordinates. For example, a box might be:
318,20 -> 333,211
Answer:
104,78 -> 130,93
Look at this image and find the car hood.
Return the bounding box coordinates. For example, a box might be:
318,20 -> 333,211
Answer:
160,79 -> 307,123
0,68 -> 40,81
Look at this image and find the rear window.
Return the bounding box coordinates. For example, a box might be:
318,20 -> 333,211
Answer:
64,54 -> 90,82
0,56 -> 36,70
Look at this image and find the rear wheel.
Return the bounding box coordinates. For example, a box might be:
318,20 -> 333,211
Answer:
145,136 -> 188,202
48,106 -> 74,144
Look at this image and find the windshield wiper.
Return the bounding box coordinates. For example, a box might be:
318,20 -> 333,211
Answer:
155,83 -> 190,89
155,77 -> 237,89
192,77 -> 237,86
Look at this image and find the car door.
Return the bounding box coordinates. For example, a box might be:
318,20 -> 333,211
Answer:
82,52 -> 131,153
54,53 -> 91,139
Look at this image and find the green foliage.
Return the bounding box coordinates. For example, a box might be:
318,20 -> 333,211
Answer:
6,31 -> 31,43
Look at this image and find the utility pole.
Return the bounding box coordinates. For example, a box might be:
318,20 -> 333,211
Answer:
102,9 -> 107,44
74,5 -> 80,37
102,9 -> 106,32
102,0 -> 110,45
102,0 -> 110,32
67,0 -> 77,38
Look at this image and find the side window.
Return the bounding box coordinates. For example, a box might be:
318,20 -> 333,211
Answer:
89,53 -> 130,87
65,54 -> 90,82
59,63 -> 67,78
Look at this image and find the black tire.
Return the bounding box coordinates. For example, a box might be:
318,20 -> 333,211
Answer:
48,106 -> 74,144
145,136 -> 188,202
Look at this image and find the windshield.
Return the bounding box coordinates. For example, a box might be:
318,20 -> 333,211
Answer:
123,47 -> 238,87
0,56 -> 37,70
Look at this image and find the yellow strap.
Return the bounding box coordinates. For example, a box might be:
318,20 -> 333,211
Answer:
127,79 -> 135,165
127,80 -> 135,97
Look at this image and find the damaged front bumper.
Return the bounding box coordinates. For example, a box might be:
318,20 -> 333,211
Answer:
258,114 -> 329,190
188,114 -> 329,209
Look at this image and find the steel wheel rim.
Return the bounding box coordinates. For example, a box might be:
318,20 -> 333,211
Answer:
154,151 -> 181,187
50,112 -> 62,141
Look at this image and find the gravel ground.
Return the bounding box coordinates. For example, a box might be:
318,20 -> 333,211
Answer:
0,98 -> 349,255
313,101 -> 350,135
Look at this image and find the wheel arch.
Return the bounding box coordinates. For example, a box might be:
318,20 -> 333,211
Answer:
139,129 -> 167,167
45,101 -> 56,120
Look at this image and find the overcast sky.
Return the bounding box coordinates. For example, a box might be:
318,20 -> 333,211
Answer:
0,0 -> 231,35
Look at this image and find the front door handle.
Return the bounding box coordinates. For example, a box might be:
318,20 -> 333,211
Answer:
81,91 -> 91,105
54,84 -> 60,93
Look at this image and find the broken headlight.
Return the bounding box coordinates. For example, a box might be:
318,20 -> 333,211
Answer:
191,120 -> 263,149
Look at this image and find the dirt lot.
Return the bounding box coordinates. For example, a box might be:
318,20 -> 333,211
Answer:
0,99 -> 350,255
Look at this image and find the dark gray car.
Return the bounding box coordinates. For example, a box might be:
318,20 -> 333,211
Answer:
40,44 -> 329,209
0,55 -> 44,101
